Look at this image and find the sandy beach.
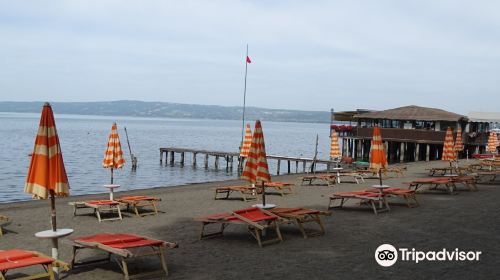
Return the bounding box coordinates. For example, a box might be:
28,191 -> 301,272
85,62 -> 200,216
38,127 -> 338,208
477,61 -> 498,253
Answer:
1,159 -> 499,280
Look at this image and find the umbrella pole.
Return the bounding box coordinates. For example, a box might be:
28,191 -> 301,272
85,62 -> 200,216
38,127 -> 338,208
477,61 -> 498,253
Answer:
49,190 -> 60,279
50,190 -> 57,231
111,168 -> 114,184
262,181 -> 266,206
378,169 -> 383,186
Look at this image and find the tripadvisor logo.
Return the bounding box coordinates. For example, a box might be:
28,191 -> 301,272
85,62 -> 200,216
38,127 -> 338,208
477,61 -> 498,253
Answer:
375,244 -> 481,267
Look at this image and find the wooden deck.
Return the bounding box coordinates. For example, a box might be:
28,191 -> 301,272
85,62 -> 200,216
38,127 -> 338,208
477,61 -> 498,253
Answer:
159,147 -> 334,174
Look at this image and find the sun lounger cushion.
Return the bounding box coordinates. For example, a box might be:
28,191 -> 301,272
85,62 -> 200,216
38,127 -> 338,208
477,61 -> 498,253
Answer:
118,196 -> 158,201
0,250 -> 53,271
233,207 -> 278,222
75,233 -> 164,249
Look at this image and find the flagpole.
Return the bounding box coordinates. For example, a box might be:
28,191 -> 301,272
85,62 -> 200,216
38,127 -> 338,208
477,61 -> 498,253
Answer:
241,44 -> 249,149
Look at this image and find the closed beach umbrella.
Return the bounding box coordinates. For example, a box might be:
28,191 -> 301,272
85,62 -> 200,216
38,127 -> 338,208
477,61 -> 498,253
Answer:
24,103 -> 70,277
241,120 -> 271,206
454,127 -> 463,161
102,122 -> 125,184
441,127 -> 456,163
486,131 -> 499,154
25,103 -> 70,228
454,127 -> 463,153
240,123 -> 252,157
369,126 -> 387,186
329,129 -> 341,159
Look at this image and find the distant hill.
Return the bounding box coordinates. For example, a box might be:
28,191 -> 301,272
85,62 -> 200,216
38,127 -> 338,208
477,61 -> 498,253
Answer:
0,101 -> 331,123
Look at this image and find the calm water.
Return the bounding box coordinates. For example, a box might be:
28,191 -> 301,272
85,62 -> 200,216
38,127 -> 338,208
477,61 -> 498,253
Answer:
0,112 -> 332,203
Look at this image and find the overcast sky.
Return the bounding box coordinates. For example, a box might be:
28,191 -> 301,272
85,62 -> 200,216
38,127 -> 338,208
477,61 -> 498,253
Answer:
1,1 -> 499,114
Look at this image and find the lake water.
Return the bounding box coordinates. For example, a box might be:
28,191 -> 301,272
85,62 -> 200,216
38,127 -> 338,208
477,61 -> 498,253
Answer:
0,112 -> 333,203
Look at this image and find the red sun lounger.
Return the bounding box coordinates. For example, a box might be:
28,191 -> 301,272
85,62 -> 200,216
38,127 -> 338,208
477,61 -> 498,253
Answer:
269,208 -> 331,238
194,207 -> 283,247
116,196 -> 161,217
328,191 -> 390,214
0,249 -> 69,280
69,200 -> 123,222
69,233 -> 177,279
214,185 -> 258,201
365,187 -> 419,208
263,182 -> 295,196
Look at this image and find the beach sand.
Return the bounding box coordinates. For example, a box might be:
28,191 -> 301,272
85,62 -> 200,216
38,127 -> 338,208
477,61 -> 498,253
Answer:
1,159 -> 499,279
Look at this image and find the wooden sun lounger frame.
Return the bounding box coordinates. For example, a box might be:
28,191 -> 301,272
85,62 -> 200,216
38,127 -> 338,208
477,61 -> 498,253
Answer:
116,197 -> 160,217
195,209 -> 283,247
69,201 -> 123,222
356,167 -> 406,178
337,172 -> 365,184
365,188 -> 419,208
406,178 -> 456,194
263,182 -> 294,196
0,250 -> 69,280
328,192 -> 390,214
300,174 -> 337,187
0,215 -> 10,237
473,170 -> 500,182
269,208 -> 331,238
69,234 -> 177,280
214,186 -> 258,202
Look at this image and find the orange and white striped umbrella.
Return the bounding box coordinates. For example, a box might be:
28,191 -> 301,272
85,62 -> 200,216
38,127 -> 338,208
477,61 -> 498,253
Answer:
441,127 -> 456,162
241,120 -> 271,205
241,120 -> 271,184
369,126 -> 387,185
25,103 -> 69,234
25,103 -> 69,199
329,129 -> 341,159
454,126 -> 463,152
239,123 -> 252,157
369,126 -> 387,171
103,122 -> 125,184
486,131 -> 499,153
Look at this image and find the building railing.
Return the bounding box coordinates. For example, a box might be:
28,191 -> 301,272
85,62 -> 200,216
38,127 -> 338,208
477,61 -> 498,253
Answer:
351,127 -> 489,145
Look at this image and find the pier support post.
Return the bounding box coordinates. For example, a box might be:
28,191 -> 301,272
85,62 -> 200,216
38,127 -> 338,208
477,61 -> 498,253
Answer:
415,143 -> 420,161
426,144 -> 430,162
303,161 -> 306,172
169,151 -> 174,164
400,142 -> 405,162
193,153 -> 197,165
180,152 -> 185,165
295,161 -> 299,173
225,156 -> 229,170
160,150 -> 163,164
277,160 -> 281,175
215,156 -> 219,169
361,140 -> 365,161
204,154 -> 209,169
230,156 -> 234,170
287,160 -> 291,174
352,140 -> 355,160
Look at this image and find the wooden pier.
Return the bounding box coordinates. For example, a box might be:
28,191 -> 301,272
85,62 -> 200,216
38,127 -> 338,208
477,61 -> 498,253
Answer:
159,147 -> 334,174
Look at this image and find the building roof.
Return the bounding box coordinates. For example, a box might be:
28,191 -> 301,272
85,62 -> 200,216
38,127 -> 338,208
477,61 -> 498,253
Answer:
333,109 -> 373,122
468,111 -> 500,123
354,105 -> 466,122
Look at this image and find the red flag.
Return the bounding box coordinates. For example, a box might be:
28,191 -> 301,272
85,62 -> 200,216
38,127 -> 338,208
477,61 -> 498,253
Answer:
246,56 -> 252,63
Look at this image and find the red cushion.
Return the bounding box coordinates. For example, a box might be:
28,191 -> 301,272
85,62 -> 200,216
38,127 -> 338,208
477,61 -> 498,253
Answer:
86,200 -> 119,206
233,207 -> 276,222
0,250 -> 53,270
75,233 -> 163,249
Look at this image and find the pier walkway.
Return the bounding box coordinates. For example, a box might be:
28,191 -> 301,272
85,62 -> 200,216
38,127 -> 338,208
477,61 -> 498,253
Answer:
159,147 -> 334,174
